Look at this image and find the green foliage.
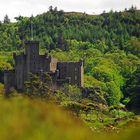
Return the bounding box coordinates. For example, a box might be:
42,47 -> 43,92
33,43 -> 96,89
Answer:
0,8 -> 140,51
0,96 -> 93,140
105,81 -> 123,105
109,109 -> 134,119
61,101 -> 83,116
61,84 -> 81,101
3,14 -> 10,24
25,73 -> 52,99
0,53 -> 13,82
0,95 -> 140,140
125,66 -> 140,113
0,22 -> 20,51
0,61 -> 12,71
0,7 -> 140,139
0,8 -> 140,110
125,37 -> 140,57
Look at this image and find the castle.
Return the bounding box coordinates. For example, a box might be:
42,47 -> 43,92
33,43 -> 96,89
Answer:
4,41 -> 84,93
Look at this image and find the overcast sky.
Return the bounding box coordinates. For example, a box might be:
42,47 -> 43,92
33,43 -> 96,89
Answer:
0,0 -> 140,21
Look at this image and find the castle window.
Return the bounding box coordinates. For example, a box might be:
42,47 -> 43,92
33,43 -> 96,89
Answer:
75,75 -> 78,80
75,68 -> 78,72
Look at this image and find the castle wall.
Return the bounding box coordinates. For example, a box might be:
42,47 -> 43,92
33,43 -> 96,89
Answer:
78,60 -> 84,87
57,60 -> 84,87
14,53 -> 26,91
39,55 -> 46,71
4,70 -> 15,93
39,55 -> 57,73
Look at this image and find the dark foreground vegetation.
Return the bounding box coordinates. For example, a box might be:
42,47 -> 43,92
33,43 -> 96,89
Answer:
0,85 -> 140,140
0,6 -> 140,139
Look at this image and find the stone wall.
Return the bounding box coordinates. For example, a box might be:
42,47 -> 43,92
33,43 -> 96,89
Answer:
4,70 -> 15,93
14,53 -> 26,90
57,60 -> 84,87
25,41 -> 39,79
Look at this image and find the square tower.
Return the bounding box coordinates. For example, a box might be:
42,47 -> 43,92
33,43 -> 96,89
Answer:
25,41 -> 39,79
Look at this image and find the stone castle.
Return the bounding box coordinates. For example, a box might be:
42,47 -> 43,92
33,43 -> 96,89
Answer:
4,41 -> 84,93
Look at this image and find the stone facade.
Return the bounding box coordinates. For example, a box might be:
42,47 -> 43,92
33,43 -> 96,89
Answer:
4,41 -> 84,93
57,61 -> 84,87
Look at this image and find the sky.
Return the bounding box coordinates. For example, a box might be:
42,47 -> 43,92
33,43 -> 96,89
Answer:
0,0 -> 140,22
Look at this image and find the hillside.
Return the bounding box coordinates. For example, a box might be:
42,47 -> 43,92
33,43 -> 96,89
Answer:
0,7 -> 140,111
0,95 -> 140,140
0,6 -> 140,139
0,6 -> 140,51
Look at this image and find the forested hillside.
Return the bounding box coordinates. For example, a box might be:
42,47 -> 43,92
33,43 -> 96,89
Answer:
0,6 -> 140,112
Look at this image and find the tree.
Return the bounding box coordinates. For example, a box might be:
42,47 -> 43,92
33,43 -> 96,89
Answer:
49,6 -> 53,12
25,73 -> 53,99
14,16 -> 24,21
125,66 -> 140,113
4,14 -> 10,24
125,37 -> 140,57
128,5 -> 137,12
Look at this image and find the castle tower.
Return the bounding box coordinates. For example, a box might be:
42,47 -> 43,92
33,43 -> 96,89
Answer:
25,41 -> 39,80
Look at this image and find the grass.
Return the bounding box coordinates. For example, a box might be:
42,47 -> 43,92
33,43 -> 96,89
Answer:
0,95 -> 140,140
0,84 -> 140,140
0,83 -> 4,95
0,96 -> 93,140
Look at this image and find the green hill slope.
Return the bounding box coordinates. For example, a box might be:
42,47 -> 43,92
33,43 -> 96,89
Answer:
0,7 -> 140,111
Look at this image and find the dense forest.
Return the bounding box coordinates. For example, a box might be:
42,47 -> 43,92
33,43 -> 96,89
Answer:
0,6 -> 140,113
0,5 -> 140,139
